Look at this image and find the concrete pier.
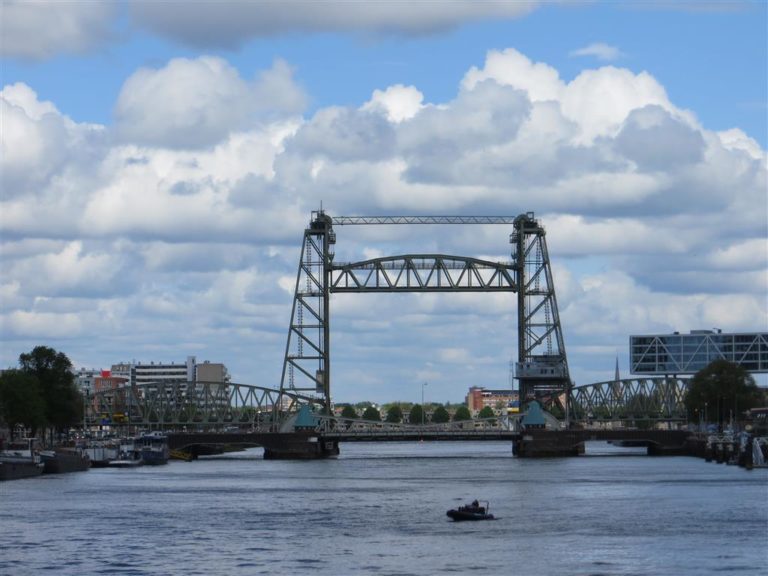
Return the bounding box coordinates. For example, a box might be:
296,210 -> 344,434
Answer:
513,429 -> 690,458
261,433 -> 340,460
513,431 -> 584,457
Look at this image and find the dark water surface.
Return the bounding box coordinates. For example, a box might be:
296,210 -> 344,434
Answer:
1,441 -> 766,576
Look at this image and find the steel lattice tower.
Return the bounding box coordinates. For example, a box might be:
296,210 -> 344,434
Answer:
510,213 -> 570,406
279,210 -> 335,413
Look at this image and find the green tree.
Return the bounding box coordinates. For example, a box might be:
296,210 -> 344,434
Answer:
431,405 -> 450,423
453,406 -> 472,421
340,405 -> 358,419
385,404 -> 403,423
478,406 -> 496,424
19,346 -> 82,435
361,405 -> 381,421
409,404 -> 425,425
0,370 -> 47,439
685,359 -> 763,425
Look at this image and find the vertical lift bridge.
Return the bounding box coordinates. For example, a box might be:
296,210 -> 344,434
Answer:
279,210 -> 570,418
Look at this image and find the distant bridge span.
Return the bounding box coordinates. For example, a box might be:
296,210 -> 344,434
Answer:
87,377 -> 690,429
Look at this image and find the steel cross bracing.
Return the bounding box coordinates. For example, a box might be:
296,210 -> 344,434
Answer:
312,414 -> 522,436
330,255 -> 516,292
333,216 -> 519,225
279,211 -> 335,413
86,378 -> 691,429
511,213 -> 570,405
279,209 -> 571,419
86,382 -> 321,428
569,377 -> 690,422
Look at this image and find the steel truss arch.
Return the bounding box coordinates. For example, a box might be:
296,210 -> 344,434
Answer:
332,216 -> 519,225
569,377 -> 690,422
87,381 -> 321,428
330,254 -> 517,292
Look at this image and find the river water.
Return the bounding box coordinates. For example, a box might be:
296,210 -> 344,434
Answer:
1,441 -> 766,576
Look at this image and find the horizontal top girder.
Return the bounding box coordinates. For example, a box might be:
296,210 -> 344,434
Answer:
332,215 -> 520,225
331,254 -> 514,270
329,254 -> 517,292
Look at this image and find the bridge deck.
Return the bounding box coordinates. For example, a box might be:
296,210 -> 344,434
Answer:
168,428 -> 690,449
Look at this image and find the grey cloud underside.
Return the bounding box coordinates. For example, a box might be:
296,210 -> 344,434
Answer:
1,2 -> 116,59
130,2 -> 539,48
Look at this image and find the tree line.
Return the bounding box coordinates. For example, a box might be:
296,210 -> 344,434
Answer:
339,403 -> 496,424
683,359 -> 765,426
0,346 -> 83,441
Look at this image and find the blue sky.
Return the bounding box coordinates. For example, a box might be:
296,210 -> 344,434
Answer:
5,3 -> 766,141
1,1 -> 766,402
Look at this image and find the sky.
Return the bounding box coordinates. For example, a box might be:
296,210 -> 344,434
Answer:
1,0 -> 767,404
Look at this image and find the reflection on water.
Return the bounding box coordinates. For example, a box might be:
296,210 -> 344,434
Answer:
1,441 -> 766,576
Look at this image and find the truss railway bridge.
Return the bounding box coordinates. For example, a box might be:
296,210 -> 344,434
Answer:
89,210 -> 694,458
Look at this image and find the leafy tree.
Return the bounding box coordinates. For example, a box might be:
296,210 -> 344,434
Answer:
385,404 -> 403,423
361,406 -> 381,421
19,346 -> 82,434
685,359 -> 763,424
340,405 -> 358,419
478,406 -> 496,423
453,406 -> 472,421
431,405 -> 450,423
409,404 -> 425,425
0,370 -> 47,439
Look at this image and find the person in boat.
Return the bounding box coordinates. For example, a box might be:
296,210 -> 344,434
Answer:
464,500 -> 484,513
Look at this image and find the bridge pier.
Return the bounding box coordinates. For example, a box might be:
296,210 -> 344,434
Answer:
513,431 -> 584,458
512,429 -> 691,458
261,433 -> 339,460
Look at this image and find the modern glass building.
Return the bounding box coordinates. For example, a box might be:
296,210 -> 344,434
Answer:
630,330 -> 768,375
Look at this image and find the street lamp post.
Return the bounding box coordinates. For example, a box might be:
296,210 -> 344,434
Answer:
704,401 -> 708,428
421,382 -> 428,426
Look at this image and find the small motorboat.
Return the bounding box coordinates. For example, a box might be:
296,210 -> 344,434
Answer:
446,500 -> 495,521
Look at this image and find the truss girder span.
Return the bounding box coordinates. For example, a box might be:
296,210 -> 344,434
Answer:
330,255 -> 517,292
569,377 -> 690,422
86,382 -> 321,427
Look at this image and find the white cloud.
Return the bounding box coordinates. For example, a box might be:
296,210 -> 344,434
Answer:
462,48 -> 677,144
114,57 -> 307,149
708,239 -> 768,271
362,85 -> 425,123
2,310 -> 83,339
570,42 -> 624,61
717,128 -> 765,160
1,48 -> 766,400
463,48 -> 564,103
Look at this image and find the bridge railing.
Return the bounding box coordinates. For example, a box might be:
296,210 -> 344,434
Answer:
312,414 -> 522,435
